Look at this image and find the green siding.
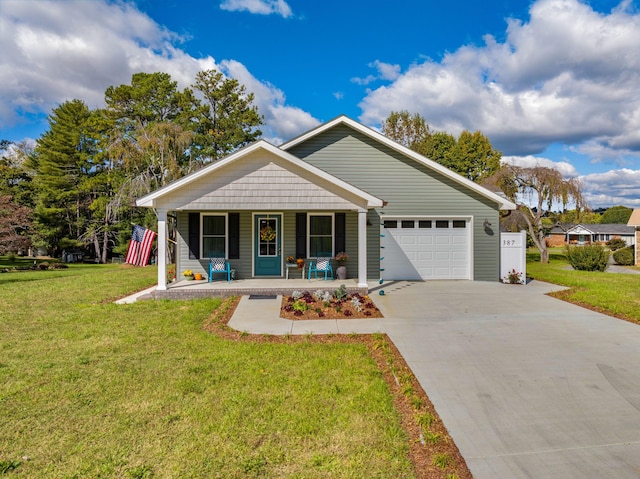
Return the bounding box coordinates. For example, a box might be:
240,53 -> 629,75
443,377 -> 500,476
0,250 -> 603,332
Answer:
176,210 -> 362,280
176,211 -> 253,280
287,124 -> 501,281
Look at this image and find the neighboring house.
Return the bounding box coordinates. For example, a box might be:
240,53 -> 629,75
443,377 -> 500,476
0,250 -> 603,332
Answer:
136,116 -> 516,291
565,224 -> 636,246
627,209 -> 640,266
546,224 -> 571,247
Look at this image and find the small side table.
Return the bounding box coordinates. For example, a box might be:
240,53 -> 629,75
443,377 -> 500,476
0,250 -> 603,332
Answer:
285,263 -> 305,279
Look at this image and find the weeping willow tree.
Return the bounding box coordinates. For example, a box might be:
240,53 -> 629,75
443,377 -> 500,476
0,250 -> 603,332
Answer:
487,165 -> 586,263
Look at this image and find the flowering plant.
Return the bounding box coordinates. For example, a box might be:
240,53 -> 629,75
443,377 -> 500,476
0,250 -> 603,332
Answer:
503,269 -> 523,284
286,255 -> 296,264
182,269 -> 194,277
335,252 -> 349,263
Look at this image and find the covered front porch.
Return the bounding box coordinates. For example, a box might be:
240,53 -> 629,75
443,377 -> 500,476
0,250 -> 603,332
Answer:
135,141 -> 384,295
148,276 -> 377,300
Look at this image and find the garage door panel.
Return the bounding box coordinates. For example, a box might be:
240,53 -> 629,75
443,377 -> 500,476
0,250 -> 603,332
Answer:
399,236 -> 417,246
418,251 -> 434,261
436,236 -> 452,245
418,236 -> 434,246
452,251 -> 467,261
383,218 -> 470,280
435,251 -> 451,260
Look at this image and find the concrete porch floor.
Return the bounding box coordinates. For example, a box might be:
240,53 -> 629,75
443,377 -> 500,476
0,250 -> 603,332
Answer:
145,276 -> 374,300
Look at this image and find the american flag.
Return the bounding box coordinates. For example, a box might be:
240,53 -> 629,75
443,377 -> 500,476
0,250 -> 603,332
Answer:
125,225 -> 156,266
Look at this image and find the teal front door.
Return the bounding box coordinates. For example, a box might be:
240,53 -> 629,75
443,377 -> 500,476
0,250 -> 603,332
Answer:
255,214 -> 282,276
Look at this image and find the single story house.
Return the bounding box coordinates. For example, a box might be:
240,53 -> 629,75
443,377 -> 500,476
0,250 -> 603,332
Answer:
546,224 -> 571,247
136,115 -> 516,291
627,209 -> 640,265
565,224 -> 635,246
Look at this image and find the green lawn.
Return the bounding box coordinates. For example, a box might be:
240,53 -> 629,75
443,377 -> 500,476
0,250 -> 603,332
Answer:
0,264 -> 415,478
527,248 -> 640,322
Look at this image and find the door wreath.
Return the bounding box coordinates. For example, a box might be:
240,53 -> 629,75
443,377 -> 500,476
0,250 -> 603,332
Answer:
260,225 -> 276,242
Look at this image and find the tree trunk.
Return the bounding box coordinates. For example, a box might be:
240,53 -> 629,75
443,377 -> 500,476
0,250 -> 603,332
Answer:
101,229 -> 109,264
93,234 -> 101,263
540,247 -> 549,263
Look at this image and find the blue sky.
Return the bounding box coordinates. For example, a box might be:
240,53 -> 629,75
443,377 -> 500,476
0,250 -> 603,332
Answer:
2,0 -> 640,208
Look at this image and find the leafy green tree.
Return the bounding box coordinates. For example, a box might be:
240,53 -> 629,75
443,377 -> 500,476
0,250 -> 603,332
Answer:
599,205 -> 632,224
32,99 -> 95,255
418,131 -> 456,168
192,69 -> 263,162
550,209 -> 601,225
103,72 -> 198,261
381,110 -> 430,150
0,140 -> 35,207
104,72 -> 195,128
382,111 -> 501,182
452,130 -> 501,182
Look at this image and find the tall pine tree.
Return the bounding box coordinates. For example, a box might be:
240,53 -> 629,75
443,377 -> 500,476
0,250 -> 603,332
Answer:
33,99 -> 95,255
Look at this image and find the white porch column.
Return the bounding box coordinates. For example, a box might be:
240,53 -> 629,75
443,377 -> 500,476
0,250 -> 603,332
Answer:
357,209 -> 368,288
156,208 -> 167,291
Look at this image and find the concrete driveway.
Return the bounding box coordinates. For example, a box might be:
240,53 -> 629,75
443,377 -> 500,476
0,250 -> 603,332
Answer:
374,280 -> 640,478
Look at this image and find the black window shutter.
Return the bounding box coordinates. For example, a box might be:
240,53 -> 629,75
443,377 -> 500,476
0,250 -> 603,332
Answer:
296,213 -> 307,259
335,213 -> 346,254
188,213 -> 200,259
228,213 -> 240,259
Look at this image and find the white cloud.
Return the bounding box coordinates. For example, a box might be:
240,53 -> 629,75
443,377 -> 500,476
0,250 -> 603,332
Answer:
579,169 -> 640,208
358,0 -> 640,164
219,59 -> 319,142
372,60 -> 401,81
351,60 -> 401,86
502,155 -> 579,178
570,140 -> 640,166
0,0 -> 314,142
219,0 -> 292,18
502,155 -> 640,208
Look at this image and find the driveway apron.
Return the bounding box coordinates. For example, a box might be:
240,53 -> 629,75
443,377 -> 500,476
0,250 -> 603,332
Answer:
375,280 -> 640,479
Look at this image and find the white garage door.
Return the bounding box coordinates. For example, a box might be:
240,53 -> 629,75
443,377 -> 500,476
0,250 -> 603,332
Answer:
381,218 -> 470,280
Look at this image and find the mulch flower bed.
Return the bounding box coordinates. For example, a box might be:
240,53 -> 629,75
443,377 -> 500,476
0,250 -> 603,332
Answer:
280,289 -> 384,320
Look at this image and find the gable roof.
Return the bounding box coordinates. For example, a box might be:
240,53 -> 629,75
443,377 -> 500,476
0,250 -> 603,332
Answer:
136,140 -> 383,209
628,209 -> 640,227
566,223 -> 635,235
281,115 -> 517,210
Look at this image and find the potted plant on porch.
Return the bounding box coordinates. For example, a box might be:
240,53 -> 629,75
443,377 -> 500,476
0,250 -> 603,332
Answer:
182,269 -> 194,280
335,252 -> 349,280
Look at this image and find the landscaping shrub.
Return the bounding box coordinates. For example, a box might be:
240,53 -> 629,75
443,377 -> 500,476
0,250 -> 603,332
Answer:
606,238 -> 627,251
613,246 -> 635,266
565,244 -> 610,271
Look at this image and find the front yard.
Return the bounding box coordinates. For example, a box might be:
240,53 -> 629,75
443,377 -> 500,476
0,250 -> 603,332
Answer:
527,248 -> 640,323
0,263 -> 467,478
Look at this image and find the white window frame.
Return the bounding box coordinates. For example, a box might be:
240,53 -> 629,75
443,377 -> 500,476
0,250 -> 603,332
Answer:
308,213 -> 334,258
201,213 -> 228,259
